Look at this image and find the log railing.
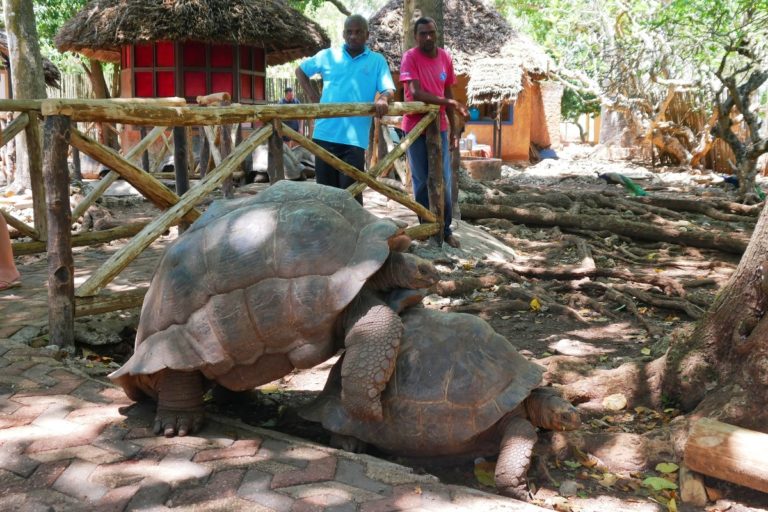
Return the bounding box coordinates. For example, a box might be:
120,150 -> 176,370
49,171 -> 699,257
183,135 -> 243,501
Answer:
2,98 -> 443,347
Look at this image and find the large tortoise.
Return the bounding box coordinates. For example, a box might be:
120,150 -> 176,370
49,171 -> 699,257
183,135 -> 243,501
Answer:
301,308 -> 581,500
110,181 -> 439,437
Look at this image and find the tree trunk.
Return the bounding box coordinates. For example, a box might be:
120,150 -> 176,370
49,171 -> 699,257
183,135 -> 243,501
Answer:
663,198 -> 768,429
403,0 -> 444,50
84,58 -> 119,150
2,0 -> 47,192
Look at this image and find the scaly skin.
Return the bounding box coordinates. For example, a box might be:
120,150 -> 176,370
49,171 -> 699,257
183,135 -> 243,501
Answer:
494,415 -> 537,501
154,370 -> 206,437
340,291 -> 403,421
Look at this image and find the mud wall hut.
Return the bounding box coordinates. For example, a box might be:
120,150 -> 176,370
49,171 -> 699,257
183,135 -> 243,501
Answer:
368,0 -> 558,162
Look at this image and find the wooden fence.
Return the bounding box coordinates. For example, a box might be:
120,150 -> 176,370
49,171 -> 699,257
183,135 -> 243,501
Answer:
47,72 -> 306,104
0,97 -> 443,347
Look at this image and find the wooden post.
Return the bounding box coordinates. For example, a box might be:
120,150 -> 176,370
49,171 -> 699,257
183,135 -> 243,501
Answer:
173,126 -> 189,195
71,145 -> 82,181
43,115 -> 74,348
268,119 -> 285,182
684,417 -> 768,494
199,130 -> 210,177
426,113 -> 445,245
220,123 -> 234,198
0,112 -> 29,149
26,113 -> 47,241
138,126 -> 151,172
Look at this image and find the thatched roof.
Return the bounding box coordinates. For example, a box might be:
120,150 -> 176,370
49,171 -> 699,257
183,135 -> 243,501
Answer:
0,31 -> 61,88
54,0 -> 330,67
368,0 -> 553,104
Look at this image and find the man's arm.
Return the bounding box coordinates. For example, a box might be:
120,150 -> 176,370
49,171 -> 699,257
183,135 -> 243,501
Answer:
444,85 -> 468,149
374,90 -> 393,118
295,67 -> 321,104
407,80 -> 468,116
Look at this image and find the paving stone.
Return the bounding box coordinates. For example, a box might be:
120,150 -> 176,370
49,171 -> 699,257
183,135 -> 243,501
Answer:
0,441 -> 40,477
71,379 -> 115,403
156,455 -> 212,485
258,438 -> 309,469
1,459 -> 71,494
53,460 -> 110,502
26,422 -> 106,453
21,364 -> 59,386
335,458 -> 393,495
193,438 -> 262,463
92,424 -> 142,459
125,478 -> 172,510
237,468 -> 294,512
29,444 -> 124,465
271,455 -> 337,489
94,484 -> 141,512
170,467 -> 246,507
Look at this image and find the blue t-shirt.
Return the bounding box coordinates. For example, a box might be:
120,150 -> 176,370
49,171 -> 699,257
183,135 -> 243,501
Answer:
279,97 -> 301,131
300,45 -> 395,149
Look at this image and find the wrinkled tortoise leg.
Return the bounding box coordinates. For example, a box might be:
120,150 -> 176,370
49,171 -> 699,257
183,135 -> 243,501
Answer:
154,369 -> 206,437
340,291 -> 403,421
494,415 -> 538,501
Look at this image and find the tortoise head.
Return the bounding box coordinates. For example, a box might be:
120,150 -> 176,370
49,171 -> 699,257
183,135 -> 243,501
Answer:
525,387 -> 581,431
388,252 -> 440,290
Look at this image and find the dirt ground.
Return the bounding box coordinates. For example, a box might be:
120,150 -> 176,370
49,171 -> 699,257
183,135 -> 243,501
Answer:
6,143 -> 768,511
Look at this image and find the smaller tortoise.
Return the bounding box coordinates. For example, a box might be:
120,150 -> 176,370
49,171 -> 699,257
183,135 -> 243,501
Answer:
110,181 -> 438,437
301,308 -> 581,500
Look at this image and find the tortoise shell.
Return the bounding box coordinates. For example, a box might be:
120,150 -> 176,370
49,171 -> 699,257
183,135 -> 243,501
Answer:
304,308 -> 544,457
111,181 -> 399,399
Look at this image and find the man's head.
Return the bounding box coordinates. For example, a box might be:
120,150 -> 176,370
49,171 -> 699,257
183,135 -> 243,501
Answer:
284,87 -> 294,101
343,14 -> 369,54
413,17 -> 438,55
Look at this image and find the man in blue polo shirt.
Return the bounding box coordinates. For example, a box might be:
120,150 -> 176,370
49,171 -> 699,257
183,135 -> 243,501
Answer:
295,14 -> 395,204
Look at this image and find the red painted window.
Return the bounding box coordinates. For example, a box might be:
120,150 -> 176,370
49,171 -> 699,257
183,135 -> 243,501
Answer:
211,72 -> 233,95
135,71 -> 153,97
157,71 -> 175,97
253,48 -> 265,70
156,41 -> 175,67
135,44 -> 153,67
184,71 -> 207,97
240,74 -> 252,99
183,42 -> 206,67
240,47 -> 252,68
211,44 -> 233,68
254,75 -> 265,100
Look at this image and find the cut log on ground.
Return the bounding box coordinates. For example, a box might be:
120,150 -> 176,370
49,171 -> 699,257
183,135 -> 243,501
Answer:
684,417 -> 768,494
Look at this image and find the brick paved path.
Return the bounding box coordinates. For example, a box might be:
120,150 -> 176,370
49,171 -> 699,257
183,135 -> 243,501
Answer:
0,340 -> 546,511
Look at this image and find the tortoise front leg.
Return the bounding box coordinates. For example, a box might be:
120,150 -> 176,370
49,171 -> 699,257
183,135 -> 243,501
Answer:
340,292 -> 403,421
154,369 -> 206,437
494,415 -> 538,501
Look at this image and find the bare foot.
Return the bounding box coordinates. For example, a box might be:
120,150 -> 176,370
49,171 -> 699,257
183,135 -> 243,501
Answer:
445,235 -> 461,248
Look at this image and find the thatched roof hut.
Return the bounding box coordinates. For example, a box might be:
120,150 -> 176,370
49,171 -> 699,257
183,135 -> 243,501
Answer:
54,0 -> 330,67
368,0 -> 553,105
0,31 -> 61,89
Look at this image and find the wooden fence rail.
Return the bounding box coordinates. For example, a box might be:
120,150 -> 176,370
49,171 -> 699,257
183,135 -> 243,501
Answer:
1,98 -> 442,347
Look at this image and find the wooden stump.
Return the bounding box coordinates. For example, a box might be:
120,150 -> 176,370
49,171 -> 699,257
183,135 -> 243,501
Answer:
43,115 -> 74,348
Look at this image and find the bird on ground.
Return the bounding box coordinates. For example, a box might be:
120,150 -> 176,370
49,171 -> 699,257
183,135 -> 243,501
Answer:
596,172 -> 648,196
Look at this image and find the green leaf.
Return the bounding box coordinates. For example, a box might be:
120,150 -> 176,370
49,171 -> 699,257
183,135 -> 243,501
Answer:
642,476 -> 678,491
641,347 -> 652,356
655,462 -> 679,473
564,460 -> 582,469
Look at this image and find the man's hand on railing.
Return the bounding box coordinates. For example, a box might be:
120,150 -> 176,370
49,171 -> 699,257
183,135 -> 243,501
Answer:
374,95 -> 390,118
